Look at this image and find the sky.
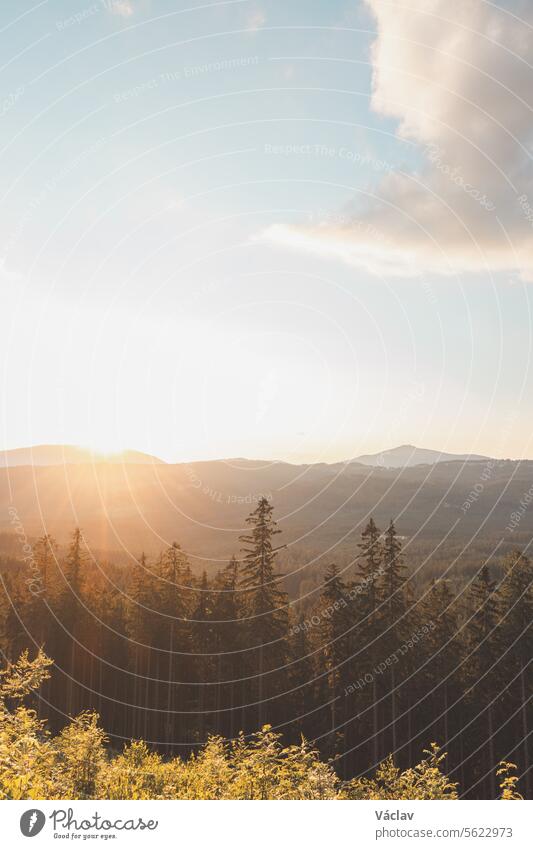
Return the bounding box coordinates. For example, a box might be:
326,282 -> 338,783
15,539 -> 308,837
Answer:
1,0 -> 533,464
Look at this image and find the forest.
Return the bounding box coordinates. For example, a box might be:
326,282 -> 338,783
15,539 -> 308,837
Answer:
0,497 -> 531,799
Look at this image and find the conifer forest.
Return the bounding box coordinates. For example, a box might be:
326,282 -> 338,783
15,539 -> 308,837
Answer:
1,498 -> 531,799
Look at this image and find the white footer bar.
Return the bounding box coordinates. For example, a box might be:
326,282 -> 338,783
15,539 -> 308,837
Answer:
3,799 -> 531,848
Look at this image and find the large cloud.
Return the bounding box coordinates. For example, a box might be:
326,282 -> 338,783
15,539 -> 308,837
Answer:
267,0 -> 533,278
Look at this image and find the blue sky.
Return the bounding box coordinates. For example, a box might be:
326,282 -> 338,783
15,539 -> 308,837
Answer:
1,0 -> 532,463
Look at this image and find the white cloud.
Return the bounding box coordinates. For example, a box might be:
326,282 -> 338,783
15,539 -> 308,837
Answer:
266,0 -> 533,279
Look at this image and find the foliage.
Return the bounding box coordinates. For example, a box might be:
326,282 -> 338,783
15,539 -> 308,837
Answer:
0,653 -> 524,800
496,762 -> 523,800
51,712 -> 107,799
0,650 -> 53,800
1,514 -> 531,799
344,744 -> 458,800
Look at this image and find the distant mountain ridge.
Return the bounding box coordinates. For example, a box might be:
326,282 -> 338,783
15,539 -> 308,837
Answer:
0,444 -> 165,467
0,451 -> 527,561
0,443 -> 493,469
352,444 -> 490,468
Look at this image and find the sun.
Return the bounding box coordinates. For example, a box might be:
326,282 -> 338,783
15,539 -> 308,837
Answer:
79,439 -> 127,459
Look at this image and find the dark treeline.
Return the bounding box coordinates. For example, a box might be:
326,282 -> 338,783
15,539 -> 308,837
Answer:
0,498 -> 531,798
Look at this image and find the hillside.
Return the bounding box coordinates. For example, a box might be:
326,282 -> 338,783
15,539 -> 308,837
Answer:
352,444 -> 490,467
0,455 -> 530,563
0,445 -> 165,468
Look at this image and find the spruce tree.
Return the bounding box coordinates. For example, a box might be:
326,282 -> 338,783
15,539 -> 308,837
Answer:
287,614 -> 315,741
212,557 -> 242,737
34,534 -> 57,597
380,520 -> 407,757
127,553 -> 156,740
354,518 -> 383,767
158,543 -> 190,748
239,497 -> 288,729
59,528 -> 88,716
424,580 -> 461,752
382,520 -> 406,622
464,564 -> 501,797
192,570 -> 215,742
496,550 -> 533,798
356,518 -> 383,629
239,498 -> 285,622
318,563 -> 350,761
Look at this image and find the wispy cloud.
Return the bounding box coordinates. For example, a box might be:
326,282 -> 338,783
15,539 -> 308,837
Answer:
266,0 -> 533,279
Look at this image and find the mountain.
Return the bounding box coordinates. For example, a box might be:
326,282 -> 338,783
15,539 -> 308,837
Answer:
0,453 -> 529,567
0,444 -> 165,467
0,443 -> 491,470
352,444 -> 490,468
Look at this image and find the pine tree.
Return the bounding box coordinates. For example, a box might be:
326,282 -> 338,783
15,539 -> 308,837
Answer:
382,520 -> 406,621
356,518 -> 383,628
464,564 -> 501,797
34,534 -> 57,597
424,580 -> 461,752
496,550 -> 533,798
63,528 -> 87,595
380,520 -> 407,757
212,557 -> 240,635
239,497 -> 288,729
192,571 -> 215,742
317,564 -> 350,762
127,553 -> 155,741
239,498 -> 285,621
212,557 -> 243,737
158,543 -> 190,748
354,518 -> 383,767
57,529 -> 89,717
287,614 -> 315,741
27,535 -> 58,673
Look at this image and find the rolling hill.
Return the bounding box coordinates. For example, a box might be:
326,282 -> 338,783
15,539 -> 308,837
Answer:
352,444 -> 490,468
0,445 -> 165,467
0,451 -> 530,569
